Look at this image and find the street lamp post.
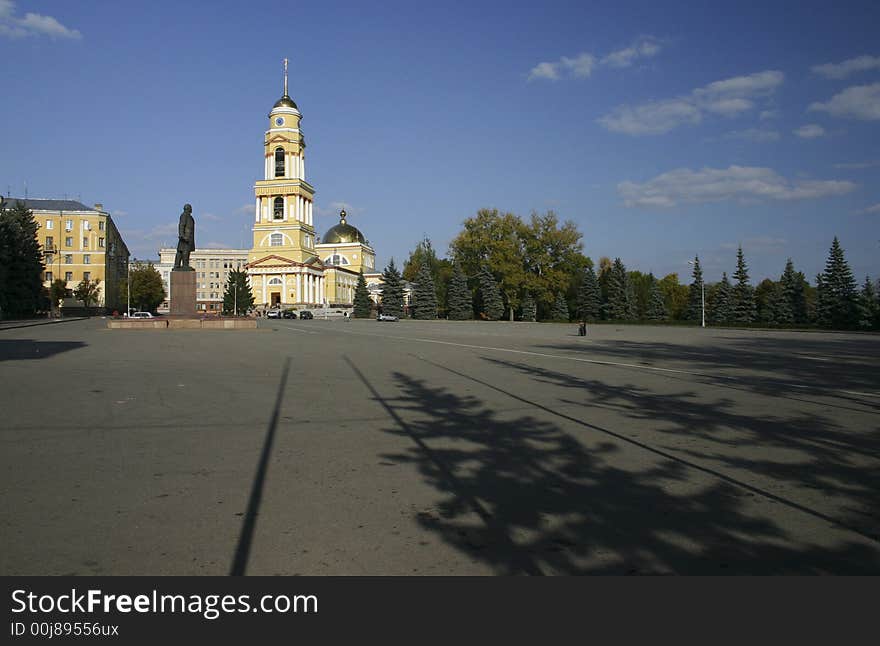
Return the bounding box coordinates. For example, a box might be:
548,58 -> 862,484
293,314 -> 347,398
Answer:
688,259 -> 706,328
234,280 -> 238,316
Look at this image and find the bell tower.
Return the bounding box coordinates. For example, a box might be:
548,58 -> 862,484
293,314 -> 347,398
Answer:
250,58 -> 317,264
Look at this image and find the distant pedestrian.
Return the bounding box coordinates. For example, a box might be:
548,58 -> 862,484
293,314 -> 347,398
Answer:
578,321 -> 587,336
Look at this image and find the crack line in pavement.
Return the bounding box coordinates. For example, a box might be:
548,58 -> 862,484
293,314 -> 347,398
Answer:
414,355 -> 880,547
342,355 -> 544,576
229,357 -> 291,576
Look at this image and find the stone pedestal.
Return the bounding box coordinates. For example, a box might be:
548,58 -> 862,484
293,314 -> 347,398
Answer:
170,269 -> 197,317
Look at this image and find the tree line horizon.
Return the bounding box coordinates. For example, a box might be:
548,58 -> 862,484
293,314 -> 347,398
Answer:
366,208 -> 879,330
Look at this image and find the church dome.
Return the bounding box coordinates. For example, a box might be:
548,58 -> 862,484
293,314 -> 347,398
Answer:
322,209 -> 366,244
273,94 -> 298,110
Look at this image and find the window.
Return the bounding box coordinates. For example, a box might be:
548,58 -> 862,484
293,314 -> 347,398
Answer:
83,221 -> 90,231
83,254 -> 91,264
268,277 -> 283,286
98,221 -> 105,231
83,271 -> 91,281
273,197 -> 283,220
45,271 -> 53,282
323,254 -> 349,266
64,271 -> 73,281
270,233 -> 283,246
65,236 -> 73,247
64,254 -> 73,264
65,220 -> 73,231
83,237 -> 89,248
99,237 -> 105,248
46,220 -> 53,230
275,148 -> 285,177
45,236 -> 54,250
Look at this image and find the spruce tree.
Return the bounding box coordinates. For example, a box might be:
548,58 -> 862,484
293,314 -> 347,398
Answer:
521,292 -> 536,322
645,273 -> 668,321
731,246 -> 756,323
0,200 -> 44,318
222,268 -> 254,315
575,266 -> 601,322
412,263 -> 438,319
477,266 -> 504,320
446,263 -> 472,320
380,258 -> 405,318
814,273 -> 832,327
550,292 -> 569,321
819,237 -> 858,329
775,259 -> 797,325
792,271 -> 809,324
857,276 -> 878,330
606,258 -> 632,320
353,272 -> 372,318
711,272 -> 732,324
685,256 -> 704,322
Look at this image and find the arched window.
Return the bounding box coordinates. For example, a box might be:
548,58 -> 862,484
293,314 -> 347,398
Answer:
274,148 -> 285,177
323,254 -> 350,266
273,197 -> 283,220
268,277 -> 283,286
270,233 -> 283,246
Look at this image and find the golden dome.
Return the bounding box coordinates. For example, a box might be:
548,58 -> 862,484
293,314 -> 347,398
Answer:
321,209 -> 366,244
273,94 -> 298,110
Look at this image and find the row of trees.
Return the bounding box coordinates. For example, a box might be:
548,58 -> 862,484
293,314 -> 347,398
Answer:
383,208 -> 879,330
0,199 -> 44,318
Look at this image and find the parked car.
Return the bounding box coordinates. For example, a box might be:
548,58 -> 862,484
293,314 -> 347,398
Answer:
282,310 -> 297,319
299,310 -> 314,320
131,311 -> 154,319
377,313 -> 398,322
266,309 -> 281,319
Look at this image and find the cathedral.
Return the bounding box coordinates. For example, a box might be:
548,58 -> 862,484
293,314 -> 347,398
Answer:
246,60 -> 378,308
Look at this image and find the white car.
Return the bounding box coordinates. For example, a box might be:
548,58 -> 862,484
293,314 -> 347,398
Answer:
131,312 -> 154,319
377,313 -> 398,322
266,309 -> 281,319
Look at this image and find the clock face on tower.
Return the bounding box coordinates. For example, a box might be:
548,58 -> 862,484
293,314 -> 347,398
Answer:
275,117 -> 284,127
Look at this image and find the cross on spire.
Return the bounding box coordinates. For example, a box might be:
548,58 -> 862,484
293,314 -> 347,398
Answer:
283,58 -> 289,96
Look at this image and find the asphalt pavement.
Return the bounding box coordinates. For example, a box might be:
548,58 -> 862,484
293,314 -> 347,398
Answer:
1,317 -> 878,574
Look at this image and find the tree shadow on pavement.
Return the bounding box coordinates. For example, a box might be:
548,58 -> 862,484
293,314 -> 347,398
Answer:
0,339 -> 87,362
354,363 -> 880,574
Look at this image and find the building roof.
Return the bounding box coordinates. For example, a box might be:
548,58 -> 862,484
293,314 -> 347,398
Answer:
2,197 -> 99,212
273,94 -> 299,110
321,209 -> 367,244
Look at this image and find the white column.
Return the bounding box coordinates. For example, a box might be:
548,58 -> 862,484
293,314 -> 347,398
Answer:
301,156 -> 305,179
296,273 -> 302,303
309,274 -> 314,303
255,197 -> 260,222
319,276 -> 324,304
308,201 -> 313,226
283,196 -> 288,221
262,274 -> 266,305
298,196 -> 304,222
286,152 -> 291,179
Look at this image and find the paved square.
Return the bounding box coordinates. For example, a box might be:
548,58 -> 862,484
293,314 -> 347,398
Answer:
1,318 -> 878,574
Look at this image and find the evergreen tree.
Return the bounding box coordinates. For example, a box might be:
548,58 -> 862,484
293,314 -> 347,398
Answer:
477,265 -> 504,320
710,272 -> 732,324
412,263 -> 438,319
818,237 -> 858,329
446,263 -> 473,320
685,256 -> 704,322
775,259 -> 798,325
520,292 -> 536,322
222,268 -> 254,315
606,258 -> 633,320
792,271 -> 809,324
575,266 -> 601,321
645,273 -> 668,321
857,276 -> 878,330
731,245 -> 756,323
814,273 -> 832,327
0,200 -> 44,319
380,258 -> 405,318
353,272 -> 372,318
549,292 -> 569,321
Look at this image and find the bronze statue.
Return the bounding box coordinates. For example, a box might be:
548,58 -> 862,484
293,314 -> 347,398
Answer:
174,203 -> 195,270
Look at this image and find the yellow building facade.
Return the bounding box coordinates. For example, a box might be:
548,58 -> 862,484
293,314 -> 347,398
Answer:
11,198 -> 129,311
246,61 -> 378,308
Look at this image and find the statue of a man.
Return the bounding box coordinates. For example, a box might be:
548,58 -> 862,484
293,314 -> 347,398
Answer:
174,203 -> 195,270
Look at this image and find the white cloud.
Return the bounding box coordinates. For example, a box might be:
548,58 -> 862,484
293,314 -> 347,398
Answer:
759,110 -> 779,120
600,37 -> 662,68
812,55 -> 880,80
618,165 -> 856,208
528,36 -> 661,82
0,1 -> 81,39
723,128 -> 781,142
860,203 -> 880,214
201,212 -> 222,221
599,70 -> 784,135
809,83 -> 880,120
793,124 -> 825,139
235,203 -> 253,215
528,53 -> 595,81
833,160 -> 880,169
202,241 -> 232,249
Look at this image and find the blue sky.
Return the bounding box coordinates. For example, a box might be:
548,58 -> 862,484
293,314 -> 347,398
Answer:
2,0 -> 878,284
